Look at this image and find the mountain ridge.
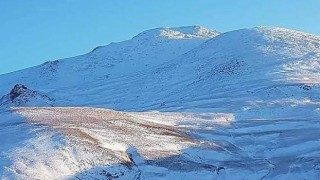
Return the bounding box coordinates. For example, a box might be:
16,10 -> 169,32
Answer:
0,25 -> 319,115
131,25 -> 220,40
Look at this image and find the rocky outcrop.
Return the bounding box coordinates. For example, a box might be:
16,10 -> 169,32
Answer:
0,84 -> 54,108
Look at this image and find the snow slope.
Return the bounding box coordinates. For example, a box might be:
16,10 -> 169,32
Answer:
1,26 -> 319,118
0,26 -> 320,179
8,26 -> 316,119
4,107 -> 320,179
0,26 -> 219,95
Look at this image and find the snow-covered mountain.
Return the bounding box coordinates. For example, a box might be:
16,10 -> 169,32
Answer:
0,26 -> 219,95
2,26 -> 318,118
1,26 -> 320,179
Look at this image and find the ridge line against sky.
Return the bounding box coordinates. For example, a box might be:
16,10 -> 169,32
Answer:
1,0 -> 320,75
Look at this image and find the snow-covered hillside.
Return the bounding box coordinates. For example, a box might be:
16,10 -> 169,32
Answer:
0,26 -> 320,179
0,26 -> 219,95
1,26 -> 319,117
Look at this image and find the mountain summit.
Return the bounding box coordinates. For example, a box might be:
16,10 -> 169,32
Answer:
132,25 -> 220,40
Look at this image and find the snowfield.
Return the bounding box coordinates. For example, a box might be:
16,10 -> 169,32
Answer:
2,107 -> 320,179
0,25 -> 320,179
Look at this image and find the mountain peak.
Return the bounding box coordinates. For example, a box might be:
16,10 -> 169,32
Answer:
132,25 -> 220,40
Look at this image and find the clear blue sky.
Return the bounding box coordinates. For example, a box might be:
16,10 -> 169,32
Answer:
1,0 -> 319,75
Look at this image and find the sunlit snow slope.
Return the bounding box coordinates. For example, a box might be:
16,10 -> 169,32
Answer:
1,26 -> 319,118
1,26 -> 320,179
0,26 -> 219,95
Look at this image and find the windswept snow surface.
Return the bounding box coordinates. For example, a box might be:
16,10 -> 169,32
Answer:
0,26 -> 320,179
6,107 -> 231,179
2,107 -> 320,180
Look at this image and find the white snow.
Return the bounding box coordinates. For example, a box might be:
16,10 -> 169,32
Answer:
0,25 -> 320,179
